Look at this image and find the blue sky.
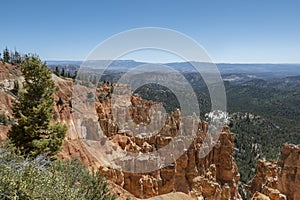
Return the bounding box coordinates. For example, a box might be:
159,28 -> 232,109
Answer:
1,0 -> 300,63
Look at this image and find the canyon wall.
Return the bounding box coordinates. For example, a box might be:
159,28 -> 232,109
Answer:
53,80 -> 242,199
248,144 -> 300,200
2,64 -> 299,200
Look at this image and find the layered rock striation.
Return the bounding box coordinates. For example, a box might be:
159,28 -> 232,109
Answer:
57,82 -> 242,199
248,144 -> 300,200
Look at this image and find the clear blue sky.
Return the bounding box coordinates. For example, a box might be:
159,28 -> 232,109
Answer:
1,0 -> 300,63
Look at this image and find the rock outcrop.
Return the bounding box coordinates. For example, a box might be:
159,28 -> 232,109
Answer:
0,65 -> 243,199
247,160 -> 286,200
2,63 -> 300,199
251,192 -> 271,200
149,192 -> 194,200
34,77 -> 242,199
248,144 -> 300,200
0,63 -> 300,200
277,144 -> 300,200
62,82 -> 242,199
0,63 -> 22,139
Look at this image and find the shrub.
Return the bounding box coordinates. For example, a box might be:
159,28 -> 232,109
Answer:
0,114 -> 8,126
0,146 -> 117,200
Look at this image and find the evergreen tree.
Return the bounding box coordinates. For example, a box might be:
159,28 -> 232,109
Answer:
73,70 -> 78,79
60,68 -> 65,77
66,71 -> 71,78
54,66 -> 60,76
3,47 -> 10,63
13,49 -> 21,64
8,55 -> 67,157
0,114 -> 8,125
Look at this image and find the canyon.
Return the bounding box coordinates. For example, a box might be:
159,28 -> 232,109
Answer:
0,62 -> 300,200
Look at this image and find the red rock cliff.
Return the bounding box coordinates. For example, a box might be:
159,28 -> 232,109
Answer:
248,144 -> 300,200
53,81 -> 242,199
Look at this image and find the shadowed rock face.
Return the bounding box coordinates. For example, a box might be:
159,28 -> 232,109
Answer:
44,76 -> 300,199
1,64 -> 296,200
277,144 -> 300,200
52,81 -> 242,199
248,144 -> 300,200
0,64 -> 262,199
247,160 -> 287,200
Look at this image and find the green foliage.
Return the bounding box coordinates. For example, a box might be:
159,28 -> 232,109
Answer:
133,73 -> 300,184
126,196 -> 131,200
11,50 -> 22,64
0,146 -> 117,200
60,68 -> 65,77
54,66 -> 60,76
53,66 -> 70,78
226,79 -> 300,184
134,83 -> 181,114
3,47 -> 10,63
229,113 -> 279,182
11,80 -> 19,96
8,55 -> 67,157
1,47 -> 21,64
0,114 -> 8,126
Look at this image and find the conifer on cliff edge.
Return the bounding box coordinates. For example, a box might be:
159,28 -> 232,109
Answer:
8,55 -> 66,157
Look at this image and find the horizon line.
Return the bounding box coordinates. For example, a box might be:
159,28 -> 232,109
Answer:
44,59 -> 300,65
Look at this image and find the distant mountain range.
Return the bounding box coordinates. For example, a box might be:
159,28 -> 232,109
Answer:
46,60 -> 300,78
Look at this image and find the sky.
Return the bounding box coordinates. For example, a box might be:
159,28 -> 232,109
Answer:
1,0 -> 300,63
